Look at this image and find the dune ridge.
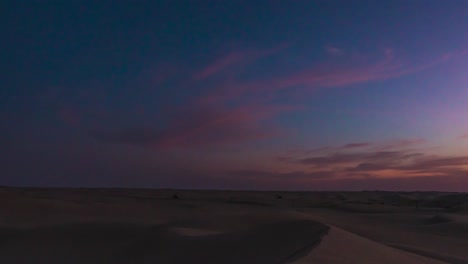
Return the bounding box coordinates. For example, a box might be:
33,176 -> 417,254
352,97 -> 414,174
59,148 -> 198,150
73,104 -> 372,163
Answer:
293,227 -> 447,264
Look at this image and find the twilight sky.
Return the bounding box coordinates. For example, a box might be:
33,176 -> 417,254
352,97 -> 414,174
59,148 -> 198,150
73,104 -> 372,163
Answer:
2,1 -> 468,191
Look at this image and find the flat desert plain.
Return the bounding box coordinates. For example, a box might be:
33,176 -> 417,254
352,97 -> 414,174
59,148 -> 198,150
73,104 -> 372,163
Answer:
0,187 -> 467,263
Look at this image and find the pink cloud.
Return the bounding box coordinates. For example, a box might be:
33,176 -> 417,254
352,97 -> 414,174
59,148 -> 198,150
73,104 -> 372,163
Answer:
193,44 -> 289,81
95,47 -> 466,150
269,145 -> 468,189
377,138 -> 427,150
216,48 -> 467,103
193,48 -> 464,108
341,142 -> 371,149
96,103 -> 299,149
192,49 -> 394,103
156,104 -> 278,148
324,45 -> 343,55
215,168 -> 468,191
193,51 -> 246,80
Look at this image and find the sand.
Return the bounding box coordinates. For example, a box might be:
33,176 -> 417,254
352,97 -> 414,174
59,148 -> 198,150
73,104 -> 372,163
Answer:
0,187 -> 467,263
293,227 -> 446,264
0,220 -> 328,264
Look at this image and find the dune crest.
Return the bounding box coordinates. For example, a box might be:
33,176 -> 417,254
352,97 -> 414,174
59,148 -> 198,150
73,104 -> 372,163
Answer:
293,227 -> 447,264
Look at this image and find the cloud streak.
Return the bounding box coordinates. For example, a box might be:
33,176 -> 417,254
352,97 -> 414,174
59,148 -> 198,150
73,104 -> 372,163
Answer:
341,143 -> 371,149
95,103 -> 298,149
377,138 -> 427,150
193,51 -> 246,80
198,48 -> 465,108
94,47 -> 465,150
276,141 -> 468,180
324,45 -> 343,56
193,44 -> 289,81
224,166 -> 468,191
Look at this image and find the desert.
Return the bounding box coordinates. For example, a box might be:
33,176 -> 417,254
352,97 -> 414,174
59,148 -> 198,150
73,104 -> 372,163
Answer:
3,1 -> 468,263
0,187 -> 467,263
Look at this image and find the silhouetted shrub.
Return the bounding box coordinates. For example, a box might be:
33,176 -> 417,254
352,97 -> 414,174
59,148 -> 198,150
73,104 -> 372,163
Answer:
172,194 -> 179,200
276,194 -> 283,200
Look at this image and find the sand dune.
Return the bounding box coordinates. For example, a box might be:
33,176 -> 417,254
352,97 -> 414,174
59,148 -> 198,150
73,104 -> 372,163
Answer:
0,220 -> 327,264
0,187 -> 467,263
387,244 -> 468,264
299,208 -> 468,262
2,221 -> 452,264
293,227 -> 447,264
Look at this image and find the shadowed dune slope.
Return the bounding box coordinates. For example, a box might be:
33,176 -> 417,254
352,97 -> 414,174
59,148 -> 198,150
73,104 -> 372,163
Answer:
0,188 -> 467,263
0,220 -> 328,264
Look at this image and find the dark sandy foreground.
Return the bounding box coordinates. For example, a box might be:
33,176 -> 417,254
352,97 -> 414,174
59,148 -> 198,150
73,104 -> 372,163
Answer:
0,187 -> 467,263
0,220 -> 327,264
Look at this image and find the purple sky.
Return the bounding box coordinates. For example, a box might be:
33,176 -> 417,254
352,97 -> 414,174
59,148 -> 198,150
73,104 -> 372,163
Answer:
2,1 -> 468,191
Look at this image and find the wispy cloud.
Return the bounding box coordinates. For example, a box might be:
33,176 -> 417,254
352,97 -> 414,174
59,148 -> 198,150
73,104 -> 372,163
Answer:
276,140 -> 468,180
377,138 -> 427,150
193,51 -> 246,80
208,48 -> 464,104
227,170 -> 335,181
193,44 -> 288,80
94,46 -> 465,150
94,103 -> 298,149
300,153 -> 365,166
312,173 -> 468,191
399,156 -> 468,171
341,142 -> 371,149
225,165 -> 468,191
324,45 -> 343,56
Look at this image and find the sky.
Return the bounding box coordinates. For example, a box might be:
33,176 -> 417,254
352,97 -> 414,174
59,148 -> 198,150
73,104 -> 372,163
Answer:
1,0 -> 468,191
